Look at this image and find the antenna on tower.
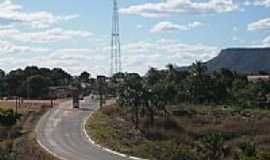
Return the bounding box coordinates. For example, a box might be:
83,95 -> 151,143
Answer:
110,0 -> 122,76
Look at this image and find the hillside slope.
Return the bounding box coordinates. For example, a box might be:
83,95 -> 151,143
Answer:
178,48 -> 270,73
206,48 -> 270,73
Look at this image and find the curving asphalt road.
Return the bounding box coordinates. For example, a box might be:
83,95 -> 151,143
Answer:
36,97 -> 131,160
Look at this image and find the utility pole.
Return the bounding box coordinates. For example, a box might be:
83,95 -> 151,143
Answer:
110,0 -> 122,76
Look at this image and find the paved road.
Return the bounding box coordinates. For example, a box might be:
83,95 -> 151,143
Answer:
36,97 -> 131,160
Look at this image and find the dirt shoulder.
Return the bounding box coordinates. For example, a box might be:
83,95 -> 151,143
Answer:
0,101 -> 59,160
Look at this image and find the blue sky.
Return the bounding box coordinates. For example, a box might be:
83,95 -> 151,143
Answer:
0,0 -> 270,76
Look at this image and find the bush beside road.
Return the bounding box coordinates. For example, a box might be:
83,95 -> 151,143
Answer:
0,101 -> 59,160
86,104 -> 270,160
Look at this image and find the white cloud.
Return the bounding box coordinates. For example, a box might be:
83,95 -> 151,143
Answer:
122,40 -> 218,74
0,40 -> 48,55
244,1 -> 252,6
233,26 -> 238,31
15,28 -> 92,43
27,48 -> 107,75
0,0 -> 220,76
254,0 -> 270,7
0,0 -> 79,29
243,0 -> 270,7
150,21 -> 204,33
263,35 -> 270,46
0,24 -> 13,29
0,1 -> 100,75
248,17 -> 270,31
0,26 -> 92,43
136,24 -> 143,29
0,1 -> 90,44
0,38 -> 219,76
0,46 -> 108,76
120,0 -> 238,18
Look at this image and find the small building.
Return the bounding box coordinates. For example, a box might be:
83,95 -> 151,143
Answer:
247,75 -> 270,83
49,86 -> 80,99
49,86 -> 81,108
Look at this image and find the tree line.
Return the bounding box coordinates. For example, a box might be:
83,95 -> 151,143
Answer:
0,66 -> 91,99
116,61 -> 270,128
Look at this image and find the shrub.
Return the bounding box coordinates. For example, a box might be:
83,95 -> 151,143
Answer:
234,140 -> 257,160
197,133 -> 225,160
0,140 -> 16,160
136,141 -> 198,160
257,150 -> 270,160
239,140 -> 256,157
0,109 -> 17,127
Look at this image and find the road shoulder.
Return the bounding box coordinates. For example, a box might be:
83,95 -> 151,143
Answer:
84,104 -> 148,160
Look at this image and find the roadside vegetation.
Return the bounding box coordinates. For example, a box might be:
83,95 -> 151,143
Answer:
88,61 -> 270,160
0,66 -> 93,160
0,66 -> 92,99
0,101 -> 58,160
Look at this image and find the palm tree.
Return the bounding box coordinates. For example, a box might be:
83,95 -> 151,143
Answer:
166,64 -> 177,81
145,67 -> 161,86
190,61 -> 207,79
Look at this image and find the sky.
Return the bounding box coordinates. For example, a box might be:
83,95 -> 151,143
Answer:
0,0 -> 270,76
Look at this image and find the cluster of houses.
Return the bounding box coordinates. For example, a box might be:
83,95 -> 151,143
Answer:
247,75 -> 270,83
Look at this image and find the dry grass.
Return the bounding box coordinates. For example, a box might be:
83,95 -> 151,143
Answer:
87,104 -> 270,160
0,101 -> 16,110
0,100 -> 59,160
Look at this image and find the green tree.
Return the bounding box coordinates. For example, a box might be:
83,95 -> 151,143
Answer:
6,69 -> 25,96
51,68 -> 72,86
118,73 -> 144,129
231,78 -> 259,107
0,69 -> 5,79
145,67 -> 162,86
1,66 -> 77,99
79,71 -> 91,83
0,109 -> 17,127
0,80 -> 8,98
186,61 -> 210,104
24,66 -> 39,77
210,68 -> 235,103
18,75 -> 52,99
0,70 -> 7,97
190,61 -> 207,79
166,64 -> 177,81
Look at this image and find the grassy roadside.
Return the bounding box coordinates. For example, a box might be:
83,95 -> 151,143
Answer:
86,104 -> 270,160
0,101 -> 58,160
86,105 -> 196,160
